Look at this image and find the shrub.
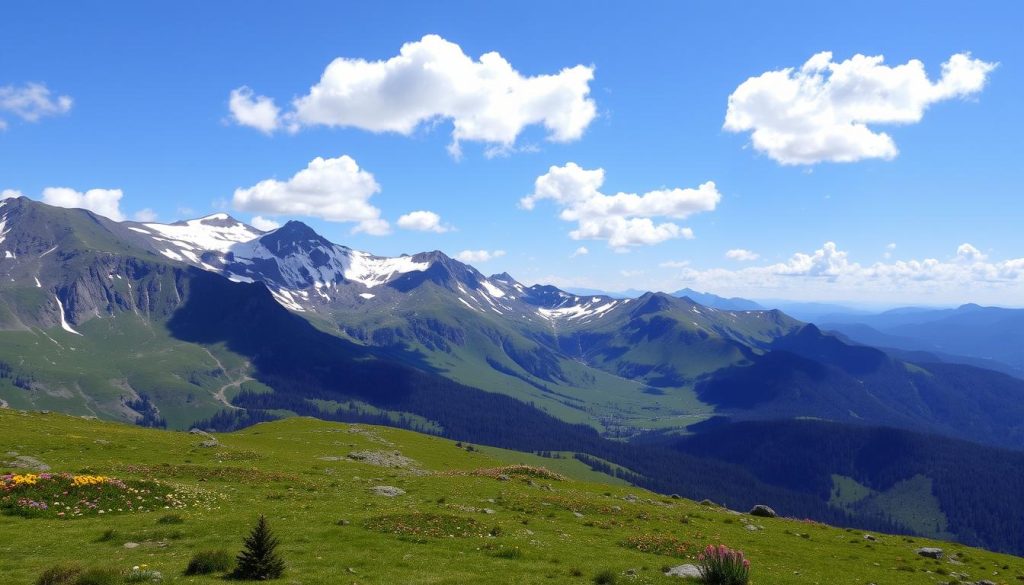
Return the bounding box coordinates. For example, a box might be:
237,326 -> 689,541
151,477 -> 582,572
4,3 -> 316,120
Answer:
156,513 -> 183,525
232,515 -> 285,580
592,569 -> 617,584
123,567 -> 163,583
36,565 -> 83,585
185,549 -> 233,575
697,544 -> 750,585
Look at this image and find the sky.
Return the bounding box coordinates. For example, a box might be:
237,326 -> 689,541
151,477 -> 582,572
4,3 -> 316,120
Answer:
2,1 -> 1022,307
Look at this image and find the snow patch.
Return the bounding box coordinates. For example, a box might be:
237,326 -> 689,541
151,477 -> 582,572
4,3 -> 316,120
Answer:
480,280 -> 506,298
54,296 -> 82,336
359,293 -> 375,299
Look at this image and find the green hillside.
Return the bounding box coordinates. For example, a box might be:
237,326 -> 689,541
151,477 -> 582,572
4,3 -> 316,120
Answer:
2,409 -> 1021,584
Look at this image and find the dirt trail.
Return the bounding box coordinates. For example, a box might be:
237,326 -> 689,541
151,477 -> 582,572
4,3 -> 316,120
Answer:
202,348 -> 252,410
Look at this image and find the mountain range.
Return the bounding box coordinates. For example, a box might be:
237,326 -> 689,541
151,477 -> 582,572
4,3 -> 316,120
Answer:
3,196 -> 1024,553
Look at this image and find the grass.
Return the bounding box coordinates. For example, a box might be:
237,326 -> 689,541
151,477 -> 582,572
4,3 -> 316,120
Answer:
1,409 -> 1022,584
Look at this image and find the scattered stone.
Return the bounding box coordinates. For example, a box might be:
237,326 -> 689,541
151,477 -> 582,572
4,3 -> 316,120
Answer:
497,474 -> 511,481
916,547 -> 943,559
199,438 -> 219,448
573,512 -> 584,518
863,534 -> 877,541
623,494 -> 639,503
335,519 -> 350,526
483,508 -> 496,515
745,524 -> 760,531
123,542 -> 140,549
749,504 -> 777,518
665,564 -> 701,578
3,455 -> 50,471
371,485 -> 406,497
189,428 -> 212,436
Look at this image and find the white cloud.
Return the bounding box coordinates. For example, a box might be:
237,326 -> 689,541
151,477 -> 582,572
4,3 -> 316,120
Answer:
570,246 -> 589,258
956,242 -> 987,263
667,242 -> 1024,304
1,189 -> 23,200
0,82 -> 73,128
42,187 -> 125,221
352,218 -> 391,236
724,52 -> 996,164
228,86 -> 281,134
133,208 -> 158,222
884,242 -> 897,259
725,248 -> 759,261
521,162 -> 719,249
250,216 -> 281,231
659,260 -> 690,269
233,35 -> 596,155
455,249 -> 506,263
397,210 -> 450,233
233,155 -> 387,234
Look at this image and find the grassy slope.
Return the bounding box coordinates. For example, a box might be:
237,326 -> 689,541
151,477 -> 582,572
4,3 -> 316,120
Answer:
2,410 -> 1021,584
0,317 -> 246,428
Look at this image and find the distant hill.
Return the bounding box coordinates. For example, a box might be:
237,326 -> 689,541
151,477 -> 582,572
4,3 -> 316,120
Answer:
672,288 -> 765,310
821,303 -> 1024,374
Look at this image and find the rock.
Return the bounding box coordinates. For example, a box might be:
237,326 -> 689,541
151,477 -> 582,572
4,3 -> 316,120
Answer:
665,564 -> 701,578
483,508 -> 496,515
189,428 -> 212,436
3,455 -> 50,471
745,524 -> 759,531
863,534 -> 877,541
916,547 -> 943,559
123,542 -> 140,549
199,439 -> 219,448
371,485 -> 406,497
497,474 -> 511,481
749,504 -> 777,518
623,494 -> 639,503
573,512 -> 584,518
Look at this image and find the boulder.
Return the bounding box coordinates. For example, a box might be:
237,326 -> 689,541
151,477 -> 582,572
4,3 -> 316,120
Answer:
916,547 -> 943,559
749,504 -> 777,518
371,485 -> 406,497
665,564 -> 701,578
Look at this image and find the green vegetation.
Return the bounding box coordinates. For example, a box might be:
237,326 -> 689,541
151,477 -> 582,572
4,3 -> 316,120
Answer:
1,409 -> 1022,584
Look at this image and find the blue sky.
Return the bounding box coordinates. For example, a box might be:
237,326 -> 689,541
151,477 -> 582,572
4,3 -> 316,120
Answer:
2,1 -> 1022,306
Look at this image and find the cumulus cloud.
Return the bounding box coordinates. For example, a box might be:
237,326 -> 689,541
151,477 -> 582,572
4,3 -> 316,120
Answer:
0,82 -> 73,128
570,246 -> 589,258
250,216 -> 281,231
228,86 -> 281,134
397,210 -> 451,233
725,248 -> 759,261
233,155 -> 388,234
42,187 -> 125,221
133,208 -> 158,222
455,249 -> 506,263
666,242 -> 1024,304
724,52 -> 996,164
1,189 -> 23,200
231,35 -> 596,156
521,162 -> 719,249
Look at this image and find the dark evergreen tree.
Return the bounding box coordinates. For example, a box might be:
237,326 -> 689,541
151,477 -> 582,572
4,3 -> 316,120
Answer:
232,515 -> 285,580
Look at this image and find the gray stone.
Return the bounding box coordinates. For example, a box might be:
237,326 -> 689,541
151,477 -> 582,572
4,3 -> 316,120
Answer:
916,547 -> 943,559
371,485 -> 406,497
665,564 -> 701,578
123,542 -> 140,549
749,504 -> 777,518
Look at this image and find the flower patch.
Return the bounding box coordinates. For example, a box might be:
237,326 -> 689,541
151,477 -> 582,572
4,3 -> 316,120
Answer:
365,512 -> 485,538
1,472 -> 187,518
